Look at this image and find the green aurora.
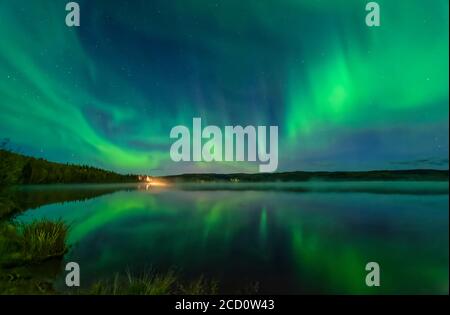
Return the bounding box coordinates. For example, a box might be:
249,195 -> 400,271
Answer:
0,0 -> 448,175
17,184 -> 449,293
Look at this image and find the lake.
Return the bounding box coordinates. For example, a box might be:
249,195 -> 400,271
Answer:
13,181 -> 449,294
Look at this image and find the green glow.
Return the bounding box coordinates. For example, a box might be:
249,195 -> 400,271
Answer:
18,184 -> 449,294
0,0 -> 448,173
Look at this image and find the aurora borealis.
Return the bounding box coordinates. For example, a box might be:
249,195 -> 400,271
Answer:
18,183 -> 449,293
0,0 -> 448,175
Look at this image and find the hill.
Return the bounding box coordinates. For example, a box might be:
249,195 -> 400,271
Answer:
163,169 -> 449,183
1,149 -> 448,185
0,150 -> 138,185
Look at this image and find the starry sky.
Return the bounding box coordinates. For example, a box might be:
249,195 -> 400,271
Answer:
0,0 -> 448,175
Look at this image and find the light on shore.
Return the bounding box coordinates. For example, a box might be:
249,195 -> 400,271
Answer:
139,175 -> 168,187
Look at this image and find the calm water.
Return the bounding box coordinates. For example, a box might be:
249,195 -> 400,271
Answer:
14,181 -> 449,294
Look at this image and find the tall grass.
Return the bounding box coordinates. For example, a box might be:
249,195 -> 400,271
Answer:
0,219 -> 69,266
86,270 -> 219,295
89,270 -> 177,295
178,275 -> 219,295
125,269 -> 178,295
19,220 -> 69,261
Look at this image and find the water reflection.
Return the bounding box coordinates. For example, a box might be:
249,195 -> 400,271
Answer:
12,182 -> 449,294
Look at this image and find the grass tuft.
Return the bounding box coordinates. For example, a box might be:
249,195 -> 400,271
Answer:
19,220 -> 69,262
88,269 -> 177,295
178,275 -> 219,295
0,219 -> 69,267
84,270 -> 219,295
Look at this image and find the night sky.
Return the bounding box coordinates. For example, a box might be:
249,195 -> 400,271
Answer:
0,0 -> 448,175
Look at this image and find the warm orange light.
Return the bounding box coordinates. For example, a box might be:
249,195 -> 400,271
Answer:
139,175 -> 168,187
149,179 -> 168,187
